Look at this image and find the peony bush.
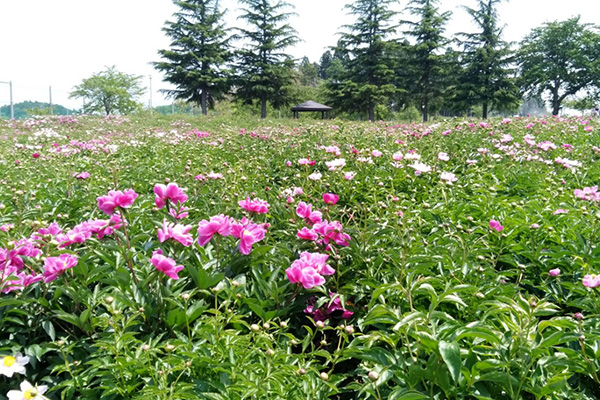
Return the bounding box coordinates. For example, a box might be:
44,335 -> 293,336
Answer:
0,114 -> 598,399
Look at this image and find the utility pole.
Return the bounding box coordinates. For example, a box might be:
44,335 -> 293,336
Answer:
49,86 -> 53,115
0,81 -> 14,119
149,75 -> 153,116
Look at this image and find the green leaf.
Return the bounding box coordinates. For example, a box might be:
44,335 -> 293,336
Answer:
42,320 -> 56,341
439,340 -> 461,384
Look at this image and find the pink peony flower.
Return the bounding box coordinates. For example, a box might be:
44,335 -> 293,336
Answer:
151,251 -> 184,280
489,219 -> 504,232
553,209 -> 569,215
548,268 -> 561,277
286,252 -> 334,289
371,150 -> 382,157
344,171 -> 356,180
297,227 -> 318,241
438,152 -> 449,161
296,202 -> 322,225
42,253 -> 78,283
392,152 -> 403,161
197,215 -> 233,246
73,171 -> 90,179
154,183 -> 188,209
157,220 -> 194,247
238,196 -> 269,214
582,274 -> 600,288
440,172 -> 457,184
230,218 -> 268,255
323,193 -> 339,205
97,189 -> 138,215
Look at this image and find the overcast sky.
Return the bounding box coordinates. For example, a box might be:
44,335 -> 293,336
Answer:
0,0 -> 594,111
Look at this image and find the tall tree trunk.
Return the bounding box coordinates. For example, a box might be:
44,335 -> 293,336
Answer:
261,96 -> 267,119
551,85 -> 560,116
201,88 -> 208,116
482,102 -> 488,119
368,102 -> 375,122
422,100 -> 429,122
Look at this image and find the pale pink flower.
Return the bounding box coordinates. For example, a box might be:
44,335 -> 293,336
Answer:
308,172 -> 322,181
440,172 -> 457,184
73,171 -> 90,179
409,162 -> 431,175
582,274 -> 600,288
371,150 -> 382,157
553,209 -> 569,215
392,152 -> 403,161
438,152 -> 449,161
344,171 -> 356,180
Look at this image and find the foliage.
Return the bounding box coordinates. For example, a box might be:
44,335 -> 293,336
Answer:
324,0 -> 398,121
233,0 -> 298,119
452,0 -> 520,118
154,0 -> 232,116
518,17 -> 600,116
0,113 -> 600,398
0,102 -> 76,119
69,66 -> 144,116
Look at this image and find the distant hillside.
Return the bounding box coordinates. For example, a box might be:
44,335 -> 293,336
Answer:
0,101 -> 77,119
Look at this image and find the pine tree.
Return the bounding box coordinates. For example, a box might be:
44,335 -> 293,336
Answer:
154,0 -> 232,116
325,0 -> 397,121
234,0 -> 298,119
455,0 -> 520,118
402,0 -> 451,122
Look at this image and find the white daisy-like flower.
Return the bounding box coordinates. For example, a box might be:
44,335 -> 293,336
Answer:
0,353 -> 29,378
7,380 -> 49,400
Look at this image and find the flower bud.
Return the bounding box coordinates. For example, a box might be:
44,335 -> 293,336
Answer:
316,321 -> 325,329
320,372 -> 329,381
368,371 -> 379,381
250,324 -> 260,332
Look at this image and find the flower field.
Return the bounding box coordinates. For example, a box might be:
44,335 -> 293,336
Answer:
0,114 -> 599,399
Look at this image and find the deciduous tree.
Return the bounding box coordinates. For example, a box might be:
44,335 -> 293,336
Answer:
518,17 -> 600,116
69,66 -> 144,115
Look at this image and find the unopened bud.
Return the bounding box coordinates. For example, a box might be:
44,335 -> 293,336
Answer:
320,372 -> 329,381
250,324 -> 260,332
368,371 -> 379,381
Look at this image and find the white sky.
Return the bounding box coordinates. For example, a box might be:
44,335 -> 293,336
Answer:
0,0 -> 595,111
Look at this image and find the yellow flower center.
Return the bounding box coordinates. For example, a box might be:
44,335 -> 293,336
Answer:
23,389 -> 38,400
2,356 -> 16,367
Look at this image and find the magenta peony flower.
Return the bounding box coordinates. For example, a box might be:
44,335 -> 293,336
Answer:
231,218 -> 268,255
285,252 -> 334,289
197,214 -> 233,246
238,196 -> 269,214
157,220 -> 194,247
42,253 -> 78,282
296,202 -> 322,225
322,193 -> 339,205
97,189 -> 138,215
154,183 -> 188,209
297,227 -> 318,241
489,219 -> 504,232
151,251 -> 184,280
548,268 -> 561,277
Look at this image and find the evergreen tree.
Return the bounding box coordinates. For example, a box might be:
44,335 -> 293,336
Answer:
234,0 -> 298,119
154,0 -> 232,116
318,51 -> 332,80
325,0 -> 397,121
455,0 -> 520,118
402,0 -> 451,122
297,57 -> 320,87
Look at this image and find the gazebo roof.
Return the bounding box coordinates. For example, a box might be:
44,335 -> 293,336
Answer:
291,100 -> 332,112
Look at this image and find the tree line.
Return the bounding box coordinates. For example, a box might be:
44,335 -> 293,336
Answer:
74,0 -> 600,121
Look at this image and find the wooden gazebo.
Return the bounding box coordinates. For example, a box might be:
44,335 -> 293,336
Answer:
291,100 -> 332,119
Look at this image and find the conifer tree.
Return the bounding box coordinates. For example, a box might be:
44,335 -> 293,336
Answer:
326,0 -> 397,121
234,0 -> 298,119
402,0 -> 451,122
455,0 -> 519,118
154,0 -> 231,116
